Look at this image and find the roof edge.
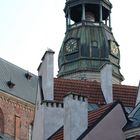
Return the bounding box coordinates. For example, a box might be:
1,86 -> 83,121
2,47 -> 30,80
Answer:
77,101 -> 123,140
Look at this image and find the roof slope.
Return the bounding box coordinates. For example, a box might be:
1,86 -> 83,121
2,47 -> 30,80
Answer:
54,78 -> 105,104
0,58 -> 37,104
47,127 -> 63,140
113,84 -> 138,107
48,102 -> 117,140
125,102 -> 140,130
77,102 -> 122,140
88,103 -> 113,126
0,57 -> 137,106
54,78 -> 138,107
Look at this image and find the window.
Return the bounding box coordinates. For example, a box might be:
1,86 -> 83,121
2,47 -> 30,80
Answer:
15,115 -> 21,140
91,41 -> 98,47
0,108 -> 4,134
28,123 -> 33,140
91,41 -> 99,57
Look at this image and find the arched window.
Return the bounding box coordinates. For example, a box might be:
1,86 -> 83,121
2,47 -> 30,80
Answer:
0,108 -> 4,134
91,41 -> 99,57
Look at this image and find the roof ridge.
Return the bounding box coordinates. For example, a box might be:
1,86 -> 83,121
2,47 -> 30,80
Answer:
0,57 -> 37,76
113,83 -> 138,88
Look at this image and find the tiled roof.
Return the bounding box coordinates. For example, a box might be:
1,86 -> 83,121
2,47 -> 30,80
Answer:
0,57 -> 137,106
78,102 -> 120,140
47,127 -> 63,140
54,78 -> 138,107
54,78 -> 105,104
88,103 -> 112,126
48,102 -> 117,140
113,84 -> 138,107
0,58 -> 38,104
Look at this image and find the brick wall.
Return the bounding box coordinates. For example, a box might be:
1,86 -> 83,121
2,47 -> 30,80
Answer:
0,92 -> 35,140
0,107 -> 4,134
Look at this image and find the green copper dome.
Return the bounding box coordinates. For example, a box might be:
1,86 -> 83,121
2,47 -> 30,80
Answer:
58,0 -> 124,83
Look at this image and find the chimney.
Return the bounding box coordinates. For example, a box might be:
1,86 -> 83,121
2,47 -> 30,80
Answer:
64,92 -> 88,140
101,64 -> 113,103
32,100 -> 64,140
44,101 -> 64,139
37,49 -> 54,101
32,49 -> 56,140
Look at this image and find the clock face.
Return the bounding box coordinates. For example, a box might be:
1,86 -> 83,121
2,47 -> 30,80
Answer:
111,41 -> 119,56
65,39 -> 78,54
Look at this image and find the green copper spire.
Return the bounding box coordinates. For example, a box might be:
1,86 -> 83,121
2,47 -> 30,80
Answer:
58,0 -> 124,84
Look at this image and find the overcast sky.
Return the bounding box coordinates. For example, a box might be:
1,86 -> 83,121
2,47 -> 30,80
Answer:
0,0 -> 140,86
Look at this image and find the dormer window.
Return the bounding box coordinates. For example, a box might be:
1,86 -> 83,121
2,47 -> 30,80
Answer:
7,81 -> 15,88
25,72 -> 32,80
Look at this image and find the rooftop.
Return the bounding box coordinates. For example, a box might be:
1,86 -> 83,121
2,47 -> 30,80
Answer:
54,78 -> 138,107
48,102 -> 118,140
0,57 -> 138,108
0,57 -> 38,104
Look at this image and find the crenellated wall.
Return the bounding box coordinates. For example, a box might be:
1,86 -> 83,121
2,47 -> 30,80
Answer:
64,92 -> 88,140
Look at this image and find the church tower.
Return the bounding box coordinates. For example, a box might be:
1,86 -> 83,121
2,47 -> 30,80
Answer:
58,0 -> 124,84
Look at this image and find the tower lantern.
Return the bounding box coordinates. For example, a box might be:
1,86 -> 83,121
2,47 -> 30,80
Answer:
65,0 -> 112,29
58,0 -> 124,84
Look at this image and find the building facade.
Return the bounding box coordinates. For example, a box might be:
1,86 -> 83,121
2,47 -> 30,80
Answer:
1,0 -> 140,140
0,58 -> 37,140
32,0 -> 140,139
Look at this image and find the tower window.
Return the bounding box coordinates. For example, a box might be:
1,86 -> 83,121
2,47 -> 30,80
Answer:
91,41 -> 99,57
85,12 -> 95,22
91,41 -> 98,47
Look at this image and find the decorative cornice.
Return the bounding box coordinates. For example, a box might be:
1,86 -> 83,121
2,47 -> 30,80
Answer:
0,91 -> 35,112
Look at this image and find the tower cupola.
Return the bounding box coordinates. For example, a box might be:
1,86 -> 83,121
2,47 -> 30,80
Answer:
64,0 -> 112,28
58,0 -> 124,84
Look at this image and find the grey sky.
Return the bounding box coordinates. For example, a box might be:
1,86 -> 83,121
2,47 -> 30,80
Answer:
0,0 -> 140,86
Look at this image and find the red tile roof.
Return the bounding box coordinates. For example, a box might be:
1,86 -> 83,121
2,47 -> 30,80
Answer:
47,78 -> 138,140
88,103 -> 112,126
54,78 -> 105,104
48,102 -> 117,140
113,84 -> 138,107
47,127 -> 63,140
78,102 -> 122,140
54,78 -> 138,107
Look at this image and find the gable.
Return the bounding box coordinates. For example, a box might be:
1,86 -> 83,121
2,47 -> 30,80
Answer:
81,103 -> 127,140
